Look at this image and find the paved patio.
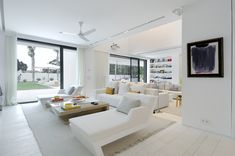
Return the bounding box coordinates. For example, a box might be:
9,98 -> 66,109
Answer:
17,88 -> 58,103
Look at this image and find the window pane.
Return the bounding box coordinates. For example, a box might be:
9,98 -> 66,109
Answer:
131,59 -> 138,82
17,43 -> 60,102
109,56 -> 130,81
109,55 -> 147,83
139,60 -> 146,82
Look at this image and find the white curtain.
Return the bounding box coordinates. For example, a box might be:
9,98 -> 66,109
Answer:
77,48 -> 85,86
4,34 -> 17,106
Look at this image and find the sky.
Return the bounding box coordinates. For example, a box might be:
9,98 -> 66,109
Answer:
17,44 -> 59,71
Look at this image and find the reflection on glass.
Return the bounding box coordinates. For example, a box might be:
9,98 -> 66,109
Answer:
131,59 -> 138,82
17,43 -> 61,103
17,44 -> 61,90
109,55 -> 147,82
139,60 -> 145,82
109,57 -> 130,81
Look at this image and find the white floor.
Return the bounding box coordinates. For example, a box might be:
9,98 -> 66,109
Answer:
161,100 -> 181,116
0,105 -> 42,156
1,105 -> 235,156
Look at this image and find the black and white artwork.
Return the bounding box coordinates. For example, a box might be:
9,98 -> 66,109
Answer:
187,38 -> 224,77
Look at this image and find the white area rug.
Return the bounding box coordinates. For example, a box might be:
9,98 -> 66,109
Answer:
22,103 -> 175,156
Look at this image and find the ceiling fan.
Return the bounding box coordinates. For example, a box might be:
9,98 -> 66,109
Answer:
60,21 -> 96,42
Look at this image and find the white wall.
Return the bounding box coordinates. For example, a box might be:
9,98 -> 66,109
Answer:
232,0 -> 235,138
182,0 -> 232,136
83,48 -> 109,97
63,49 -> 78,89
19,72 -> 59,82
94,50 -> 109,89
0,31 -> 5,104
84,48 -> 95,96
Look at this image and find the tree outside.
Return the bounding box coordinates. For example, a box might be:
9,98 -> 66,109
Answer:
27,46 -> 36,82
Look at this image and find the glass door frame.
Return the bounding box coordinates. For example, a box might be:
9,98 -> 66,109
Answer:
17,38 -> 77,90
110,54 -> 147,82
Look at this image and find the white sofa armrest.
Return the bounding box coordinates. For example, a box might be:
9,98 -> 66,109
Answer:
155,92 -> 169,109
128,106 -> 150,124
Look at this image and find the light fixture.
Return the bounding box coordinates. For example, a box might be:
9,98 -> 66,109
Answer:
110,43 -> 120,50
172,8 -> 183,16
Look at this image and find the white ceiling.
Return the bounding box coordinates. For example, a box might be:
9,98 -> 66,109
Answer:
95,20 -> 182,55
4,0 -> 198,46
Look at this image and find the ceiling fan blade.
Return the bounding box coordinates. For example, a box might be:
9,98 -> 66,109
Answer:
79,35 -> 90,42
83,29 -> 96,36
60,32 -> 77,36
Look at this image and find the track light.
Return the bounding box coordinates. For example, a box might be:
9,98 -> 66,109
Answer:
110,43 -> 120,50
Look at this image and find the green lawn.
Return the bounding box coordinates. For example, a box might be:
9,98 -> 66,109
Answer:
17,82 -> 51,90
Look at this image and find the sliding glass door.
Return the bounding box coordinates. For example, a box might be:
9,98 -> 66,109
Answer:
131,58 -> 139,82
109,54 -> 147,82
139,60 -> 147,82
109,56 -> 131,81
17,39 -> 76,103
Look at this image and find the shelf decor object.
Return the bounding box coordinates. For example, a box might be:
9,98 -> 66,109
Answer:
187,37 -> 224,77
149,56 -> 173,84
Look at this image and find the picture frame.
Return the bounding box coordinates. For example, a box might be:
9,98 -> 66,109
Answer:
187,37 -> 224,77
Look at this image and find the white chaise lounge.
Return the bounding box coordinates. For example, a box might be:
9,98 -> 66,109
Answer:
69,93 -> 156,156
37,85 -> 83,107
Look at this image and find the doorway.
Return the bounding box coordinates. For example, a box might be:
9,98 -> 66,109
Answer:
16,39 -> 77,103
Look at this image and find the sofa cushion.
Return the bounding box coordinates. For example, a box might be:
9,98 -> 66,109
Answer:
69,110 -> 128,141
65,86 -> 76,95
144,88 -> 159,95
96,94 -> 122,108
106,81 -> 119,94
117,96 -> 141,114
130,83 -> 146,94
118,83 -> 130,95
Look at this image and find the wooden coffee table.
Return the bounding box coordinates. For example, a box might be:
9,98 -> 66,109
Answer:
50,100 -> 109,120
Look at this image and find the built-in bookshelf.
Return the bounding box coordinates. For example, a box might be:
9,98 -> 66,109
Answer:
149,56 -> 173,83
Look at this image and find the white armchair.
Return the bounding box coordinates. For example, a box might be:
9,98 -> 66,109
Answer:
69,93 -> 156,156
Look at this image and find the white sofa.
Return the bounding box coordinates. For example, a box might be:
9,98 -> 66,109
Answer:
69,93 -> 156,156
95,82 -> 169,111
37,85 -> 83,107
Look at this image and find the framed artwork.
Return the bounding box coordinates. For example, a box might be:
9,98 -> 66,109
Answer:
187,37 -> 224,77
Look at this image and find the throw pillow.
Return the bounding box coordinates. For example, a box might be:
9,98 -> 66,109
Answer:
106,81 -> 119,94
105,87 -> 114,95
118,83 -> 130,95
117,96 -> 141,114
66,86 -> 75,95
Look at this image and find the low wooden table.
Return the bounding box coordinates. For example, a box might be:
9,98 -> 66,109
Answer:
50,100 -> 109,120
